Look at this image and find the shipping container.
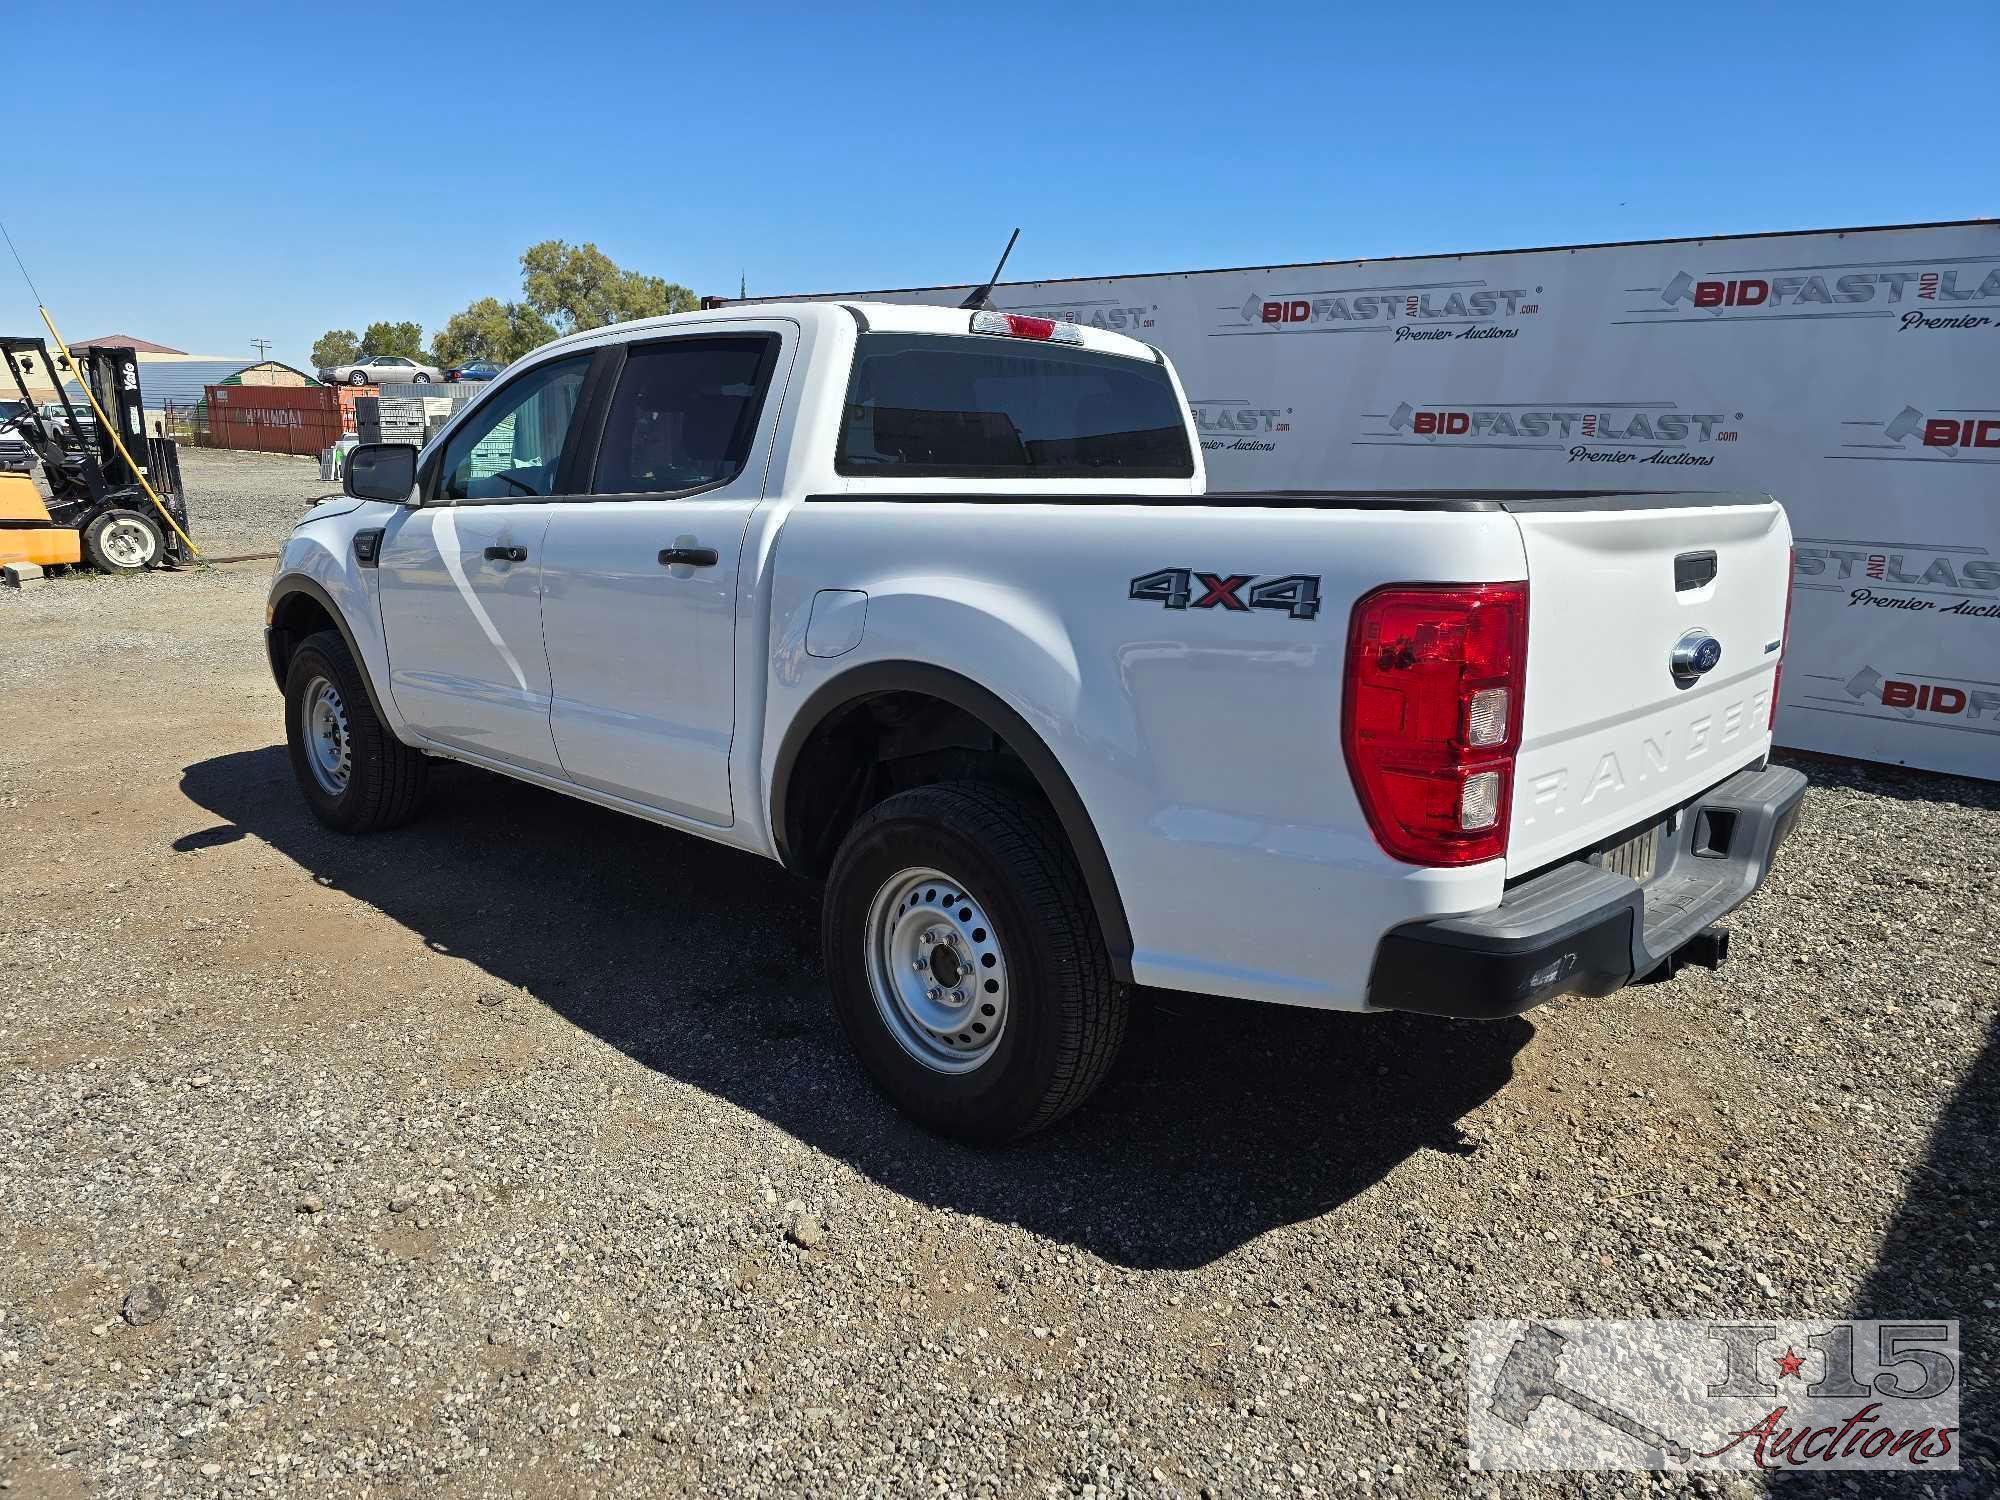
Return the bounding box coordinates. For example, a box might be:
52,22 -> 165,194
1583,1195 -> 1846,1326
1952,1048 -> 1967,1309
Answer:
200,385 -> 344,457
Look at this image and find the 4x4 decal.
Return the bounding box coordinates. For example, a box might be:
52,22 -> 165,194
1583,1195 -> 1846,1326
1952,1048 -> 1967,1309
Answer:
1128,568 -> 1321,620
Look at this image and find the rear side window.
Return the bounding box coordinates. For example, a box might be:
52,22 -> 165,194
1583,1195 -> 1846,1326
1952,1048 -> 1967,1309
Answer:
836,333 -> 1193,480
592,336 -> 777,497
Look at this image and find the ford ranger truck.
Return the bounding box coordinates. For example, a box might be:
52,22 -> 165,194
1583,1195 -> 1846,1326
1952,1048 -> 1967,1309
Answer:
265,301 -> 1805,1142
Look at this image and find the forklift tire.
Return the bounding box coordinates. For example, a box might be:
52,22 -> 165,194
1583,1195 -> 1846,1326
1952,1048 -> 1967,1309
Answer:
284,629 -> 429,834
83,509 -> 163,573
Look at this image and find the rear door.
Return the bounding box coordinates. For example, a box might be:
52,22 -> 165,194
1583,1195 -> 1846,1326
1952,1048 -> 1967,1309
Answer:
1505,494 -> 1792,874
538,326 -> 790,824
375,352 -> 595,775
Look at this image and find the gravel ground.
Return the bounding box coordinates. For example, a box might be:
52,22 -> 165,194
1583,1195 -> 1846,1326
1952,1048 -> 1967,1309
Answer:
1,454 -> 1994,1497
169,448 -> 336,559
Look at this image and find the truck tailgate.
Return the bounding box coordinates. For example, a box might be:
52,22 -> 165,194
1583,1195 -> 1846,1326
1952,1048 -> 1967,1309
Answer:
1506,494 -> 1791,877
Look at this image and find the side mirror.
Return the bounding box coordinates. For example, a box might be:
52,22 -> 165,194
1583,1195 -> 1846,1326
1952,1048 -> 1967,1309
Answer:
343,442 -> 419,503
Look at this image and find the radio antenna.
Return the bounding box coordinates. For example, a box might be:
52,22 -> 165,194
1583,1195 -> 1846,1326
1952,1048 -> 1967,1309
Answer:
0,215 -> 46,304
958,227 -> 1021,310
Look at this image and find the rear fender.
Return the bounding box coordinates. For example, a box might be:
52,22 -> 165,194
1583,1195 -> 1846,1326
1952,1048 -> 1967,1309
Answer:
766,583 -> 1132,978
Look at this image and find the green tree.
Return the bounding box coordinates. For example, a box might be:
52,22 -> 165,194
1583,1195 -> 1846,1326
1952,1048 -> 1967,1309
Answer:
519,239 -> 696,334
433,297 -> 557,367
359,320 -> 427,360
310,329 -> 359,369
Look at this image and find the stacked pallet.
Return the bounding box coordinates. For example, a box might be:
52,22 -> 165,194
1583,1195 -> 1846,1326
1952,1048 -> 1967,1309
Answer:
354,396 -> 430,447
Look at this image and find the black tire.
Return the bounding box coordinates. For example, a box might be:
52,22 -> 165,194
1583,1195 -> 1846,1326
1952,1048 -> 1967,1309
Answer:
823,781 -> 1128,1144
82,508 -> 163,573
284,629 -> 428,833
412,373 -> 431,384
349,369 -> 368,386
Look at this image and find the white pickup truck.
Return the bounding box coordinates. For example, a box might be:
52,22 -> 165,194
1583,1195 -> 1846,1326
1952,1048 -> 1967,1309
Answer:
266,300 -> 1804,1141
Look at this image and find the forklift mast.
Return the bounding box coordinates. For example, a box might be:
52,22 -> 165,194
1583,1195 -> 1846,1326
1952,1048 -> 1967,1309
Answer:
74,343 -> 184,503
81,345 -> 147,489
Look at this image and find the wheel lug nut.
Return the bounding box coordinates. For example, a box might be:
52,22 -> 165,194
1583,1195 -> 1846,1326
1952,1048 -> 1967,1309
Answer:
950,989 -> 963,1004
926,986 -> 941,1001
913,958 -> 927,973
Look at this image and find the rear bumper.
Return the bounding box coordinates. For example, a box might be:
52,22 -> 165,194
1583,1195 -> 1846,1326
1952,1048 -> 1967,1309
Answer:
1364,761 -> 1807,1019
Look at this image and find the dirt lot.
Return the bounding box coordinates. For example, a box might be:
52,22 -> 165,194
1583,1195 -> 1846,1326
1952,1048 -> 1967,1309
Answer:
1,451 -> 1994,1498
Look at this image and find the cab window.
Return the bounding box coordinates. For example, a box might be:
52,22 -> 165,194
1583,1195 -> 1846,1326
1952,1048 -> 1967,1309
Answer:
437,355 -> 591,500
591,336 -> 777,497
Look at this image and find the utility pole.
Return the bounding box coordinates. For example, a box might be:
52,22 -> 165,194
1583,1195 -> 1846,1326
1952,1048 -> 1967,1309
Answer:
740,271 -> 746,300
250,337 -> 271,362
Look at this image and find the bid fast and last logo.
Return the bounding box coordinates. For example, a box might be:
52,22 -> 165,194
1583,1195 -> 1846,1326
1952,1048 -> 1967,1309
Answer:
1355,399 -> 1743,467
1188,398 -> 1294,454
1618,254 -> 2000,334
1214,279 -> 1545,343
1793,536 -> 2000,625
1833,403 -> 2000,463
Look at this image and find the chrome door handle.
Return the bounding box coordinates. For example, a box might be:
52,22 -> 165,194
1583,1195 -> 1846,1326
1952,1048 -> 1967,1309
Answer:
658,547 -> 718,567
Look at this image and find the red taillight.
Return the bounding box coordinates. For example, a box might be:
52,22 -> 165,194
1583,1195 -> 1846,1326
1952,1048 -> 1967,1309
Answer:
968,310 -> 1083,345
1342,582 -> 1529,866
1770,545 -> 1795,730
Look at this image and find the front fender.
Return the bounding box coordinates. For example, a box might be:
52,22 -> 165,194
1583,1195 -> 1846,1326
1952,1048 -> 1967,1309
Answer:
267,505 -> 408,740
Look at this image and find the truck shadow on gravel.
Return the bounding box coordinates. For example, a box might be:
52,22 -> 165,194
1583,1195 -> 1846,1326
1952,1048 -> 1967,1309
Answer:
181,747 -> 1532,1271
1771,1010 -> 1996,1498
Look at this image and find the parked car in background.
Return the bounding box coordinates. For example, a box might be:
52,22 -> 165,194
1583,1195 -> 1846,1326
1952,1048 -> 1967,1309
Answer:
444,360 -> 502,383
318,354 -> 444,387
1,397 -> 96,474
0,401 -> 33,472
39,398 -> 96,441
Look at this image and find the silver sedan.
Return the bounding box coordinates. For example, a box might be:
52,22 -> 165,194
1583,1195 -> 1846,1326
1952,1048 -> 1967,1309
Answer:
318,354 -> 445,387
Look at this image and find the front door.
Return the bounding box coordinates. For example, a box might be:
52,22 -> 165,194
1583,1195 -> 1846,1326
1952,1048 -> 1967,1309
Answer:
376,353 -> 593,775
540,329 -> 789,824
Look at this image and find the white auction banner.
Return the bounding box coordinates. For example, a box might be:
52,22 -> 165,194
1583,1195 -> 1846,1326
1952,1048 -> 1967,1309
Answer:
797,222 -> 2000,778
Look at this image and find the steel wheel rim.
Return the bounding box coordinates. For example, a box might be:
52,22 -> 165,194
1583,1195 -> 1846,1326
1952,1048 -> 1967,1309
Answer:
101,519 -> 155,568
864,866 -> 1009,1074
302,675 -> 352,795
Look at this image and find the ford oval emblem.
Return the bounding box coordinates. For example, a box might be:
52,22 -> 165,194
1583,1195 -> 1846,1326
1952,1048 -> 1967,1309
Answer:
1670,629 -> 1723,682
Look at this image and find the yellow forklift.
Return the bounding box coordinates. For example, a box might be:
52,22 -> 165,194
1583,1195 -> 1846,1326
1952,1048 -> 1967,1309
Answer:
1,335 -> 192,572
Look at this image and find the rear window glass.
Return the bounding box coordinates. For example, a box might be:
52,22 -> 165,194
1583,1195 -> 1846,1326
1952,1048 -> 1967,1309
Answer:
836,332 -> 1193,480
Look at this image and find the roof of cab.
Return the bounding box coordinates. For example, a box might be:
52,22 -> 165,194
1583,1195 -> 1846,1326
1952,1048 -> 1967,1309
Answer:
535,299 -> 1162,363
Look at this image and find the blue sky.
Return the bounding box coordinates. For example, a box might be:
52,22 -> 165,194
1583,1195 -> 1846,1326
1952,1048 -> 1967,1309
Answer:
3,1 -> 1993,369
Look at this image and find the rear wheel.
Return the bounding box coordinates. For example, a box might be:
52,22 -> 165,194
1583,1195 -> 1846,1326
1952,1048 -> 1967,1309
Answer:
284,629 -> 428,833
83,508 -> 162,572
823,782 -> 1128,1143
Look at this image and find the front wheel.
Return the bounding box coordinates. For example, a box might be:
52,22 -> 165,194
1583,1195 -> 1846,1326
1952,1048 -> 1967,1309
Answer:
83,508 -> 162,572
823,782 -> 1128,1144
349,370 -> 368,386
284,629 -> 428,833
